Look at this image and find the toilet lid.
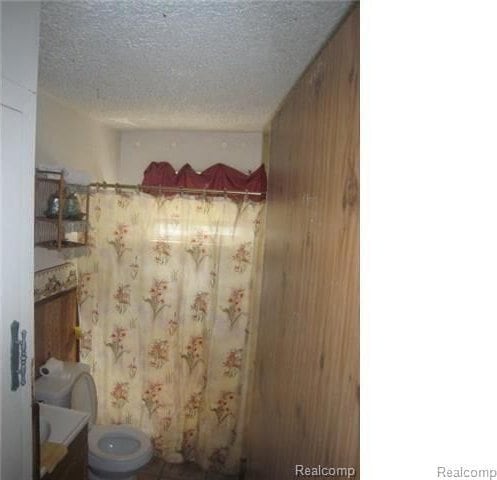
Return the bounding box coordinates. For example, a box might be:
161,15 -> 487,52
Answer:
71,372 -> 97,424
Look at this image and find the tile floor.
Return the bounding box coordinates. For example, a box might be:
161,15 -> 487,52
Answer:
137,457 -> 239,480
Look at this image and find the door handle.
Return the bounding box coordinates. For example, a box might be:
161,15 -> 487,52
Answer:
10,320 -> 28,391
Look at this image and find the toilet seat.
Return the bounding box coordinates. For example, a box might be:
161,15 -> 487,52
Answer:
88,425 -> 152,474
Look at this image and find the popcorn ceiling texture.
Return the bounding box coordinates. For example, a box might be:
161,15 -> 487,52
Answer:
39,0 -> 353,131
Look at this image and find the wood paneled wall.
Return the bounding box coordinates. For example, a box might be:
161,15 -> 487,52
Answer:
247,7 -> 359,479
34,288 -> 79,377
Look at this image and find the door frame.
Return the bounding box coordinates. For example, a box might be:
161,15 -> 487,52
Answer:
1,76 -> 37,480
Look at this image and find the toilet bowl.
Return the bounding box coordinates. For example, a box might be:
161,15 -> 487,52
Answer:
88,425 -> 153,480
35,360 -> 153,480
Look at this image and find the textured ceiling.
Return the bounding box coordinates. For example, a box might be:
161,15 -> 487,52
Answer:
39,1 -> 353,131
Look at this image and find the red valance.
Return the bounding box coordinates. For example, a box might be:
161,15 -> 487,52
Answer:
141,162 -> 267,200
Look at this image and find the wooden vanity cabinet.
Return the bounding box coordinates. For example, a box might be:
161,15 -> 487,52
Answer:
43,426 -> 88,480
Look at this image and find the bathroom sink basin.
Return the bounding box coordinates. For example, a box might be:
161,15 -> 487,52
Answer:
38,404 -> 90,478
39,403 -> 90,447
39,416 -> 51,444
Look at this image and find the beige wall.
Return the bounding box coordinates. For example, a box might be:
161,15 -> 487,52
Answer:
35,90 -> 120,271
34,95 -> 263,270
118,129 -> 263,184
35,92 -> 263,188
247,7 -> 359,479
34,248 -> 72,272
35,90 -> 120,183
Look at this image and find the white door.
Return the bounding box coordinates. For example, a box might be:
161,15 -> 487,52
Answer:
0,78 -> 37,480
1,2 -> 40,478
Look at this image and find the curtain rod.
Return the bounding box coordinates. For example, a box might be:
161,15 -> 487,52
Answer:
89,182 -> 265,197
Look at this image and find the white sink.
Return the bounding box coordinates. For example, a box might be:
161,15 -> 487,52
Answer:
39,416 -> 51,444
39,403 -> 90,447
38,403 -> 90,477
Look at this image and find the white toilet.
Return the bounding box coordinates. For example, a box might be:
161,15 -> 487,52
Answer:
35,361 -> 153,480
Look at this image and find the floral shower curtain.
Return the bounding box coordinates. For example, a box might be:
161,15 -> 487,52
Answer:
76,190 -> 265,474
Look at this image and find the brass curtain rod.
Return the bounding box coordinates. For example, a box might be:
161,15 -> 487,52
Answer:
89,182 -> 265,197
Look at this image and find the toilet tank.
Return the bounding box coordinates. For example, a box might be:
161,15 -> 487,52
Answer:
35,361 -> 90,407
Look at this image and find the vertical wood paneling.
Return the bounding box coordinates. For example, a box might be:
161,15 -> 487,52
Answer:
247,7 -> 359,478
34,288 -> 79,377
